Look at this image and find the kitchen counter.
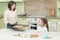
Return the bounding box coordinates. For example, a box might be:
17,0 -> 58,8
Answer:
18,15 -> 60,19
0,28 -> 60,40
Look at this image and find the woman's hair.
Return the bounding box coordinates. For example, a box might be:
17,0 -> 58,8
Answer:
40,18 -> 49,31
8,1 -> 16,11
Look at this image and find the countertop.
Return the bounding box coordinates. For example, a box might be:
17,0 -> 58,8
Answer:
0,28 -> 60,40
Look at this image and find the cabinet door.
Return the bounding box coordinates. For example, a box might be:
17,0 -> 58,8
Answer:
48,19 -> 60,32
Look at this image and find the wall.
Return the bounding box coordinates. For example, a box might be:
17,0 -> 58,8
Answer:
24,0 -> 57,16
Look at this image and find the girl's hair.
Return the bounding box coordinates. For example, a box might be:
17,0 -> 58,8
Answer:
40,18 -> 49,31
8,1 -> 16,11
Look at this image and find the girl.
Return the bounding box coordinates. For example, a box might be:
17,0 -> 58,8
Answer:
37,18 -> 49,32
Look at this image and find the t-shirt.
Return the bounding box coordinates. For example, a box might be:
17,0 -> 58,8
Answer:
37,25 -> 47,32
4,9 -> 17,24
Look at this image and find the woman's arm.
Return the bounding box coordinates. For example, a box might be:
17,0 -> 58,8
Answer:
4,11 -> 8,24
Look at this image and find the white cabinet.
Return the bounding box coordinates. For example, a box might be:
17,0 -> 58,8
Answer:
48,19 -> 60,32
57,0 -> 60,17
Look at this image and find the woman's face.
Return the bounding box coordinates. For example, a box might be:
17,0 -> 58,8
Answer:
39,19 -> 44,27
11,4 -> 16,10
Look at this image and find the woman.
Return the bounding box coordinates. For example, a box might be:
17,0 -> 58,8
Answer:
4,1 -> 18,29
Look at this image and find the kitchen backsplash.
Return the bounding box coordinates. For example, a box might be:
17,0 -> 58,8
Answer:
24,0 -> 57,16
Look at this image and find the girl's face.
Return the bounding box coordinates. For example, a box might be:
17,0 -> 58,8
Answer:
39,19 -> 45,27
11,4 -> 16,10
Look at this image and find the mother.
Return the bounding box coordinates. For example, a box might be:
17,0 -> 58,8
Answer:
4,1 -> 23,29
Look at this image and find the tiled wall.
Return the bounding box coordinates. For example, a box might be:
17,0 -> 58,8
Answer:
24,0 -> 56,16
